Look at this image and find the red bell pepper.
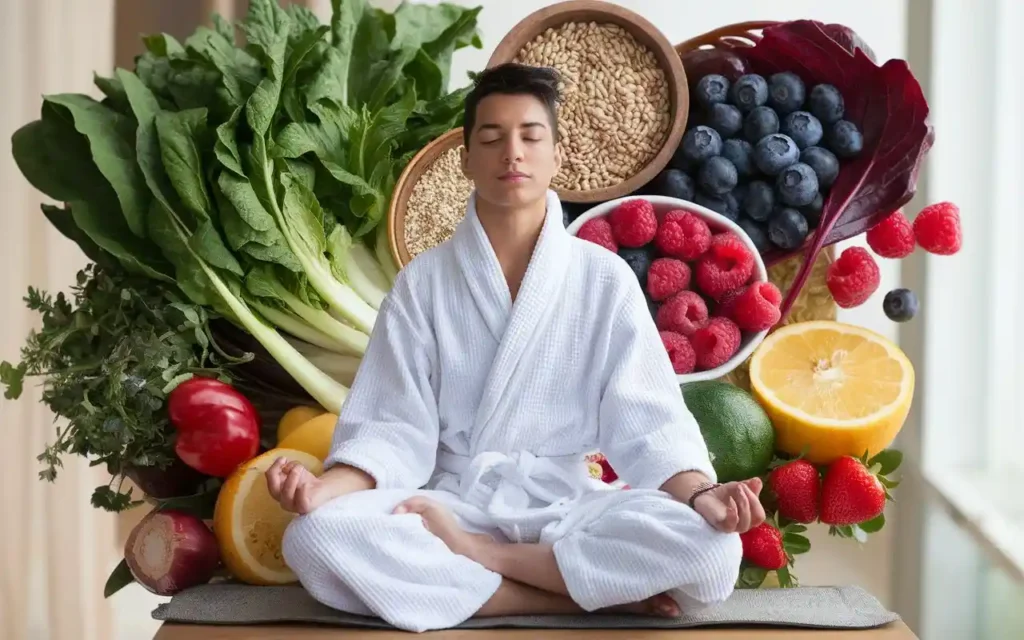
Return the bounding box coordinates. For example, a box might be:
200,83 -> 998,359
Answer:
167,377 -> 261,478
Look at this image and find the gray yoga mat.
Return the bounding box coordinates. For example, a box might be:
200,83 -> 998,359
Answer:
152,583 -> 900,630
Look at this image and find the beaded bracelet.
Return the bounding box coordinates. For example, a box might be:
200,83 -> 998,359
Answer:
687,482 -> 721,509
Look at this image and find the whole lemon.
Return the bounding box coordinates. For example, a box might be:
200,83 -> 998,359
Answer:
277,413 -> 339,461
276,405 -> 326,443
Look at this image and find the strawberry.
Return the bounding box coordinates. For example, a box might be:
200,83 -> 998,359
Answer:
740,522 -> 786,570
768,459 -> 821,524
820,451 -> 901,533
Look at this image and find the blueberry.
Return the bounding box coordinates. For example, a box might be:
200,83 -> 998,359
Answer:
696,191 -> 738,221
707,103 -> 743,138
729,74 -> 769,113
721,139 -> 755,179
730,183 -> 749,209
742,180 -> 775,221
780,111 -> 823,150
883,288 -> 919,322
695,74 -> 730,108
799,146 -> 840,189
753,133 -> 800,176
679,125 -> 723,165
776,162 -> 819,207
826,120 -> 863,158
768,207 -> 810,250
808,84 -> 845,124
743,106 -> 780,144
698,156 -> 739,195
722,190 -> 741,219
618,246 -> 654,288
652,168 -> 696,201
801,192 -> 824,227
767,71 -> 806,115
737,217 -> 771,254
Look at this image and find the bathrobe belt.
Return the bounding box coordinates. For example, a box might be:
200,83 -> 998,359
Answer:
437,450 -> 590,521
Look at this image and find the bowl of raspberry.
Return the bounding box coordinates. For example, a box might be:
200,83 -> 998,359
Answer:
567,195 -> 779,383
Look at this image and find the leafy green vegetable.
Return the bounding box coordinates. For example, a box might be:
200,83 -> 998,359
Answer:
8,0 -> 483,413
0,264 -> 245,512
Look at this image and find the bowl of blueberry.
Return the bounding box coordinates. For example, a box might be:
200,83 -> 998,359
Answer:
566,195 -> 779,383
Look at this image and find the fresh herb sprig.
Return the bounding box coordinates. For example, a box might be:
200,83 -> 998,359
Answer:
1,263 -> 247,511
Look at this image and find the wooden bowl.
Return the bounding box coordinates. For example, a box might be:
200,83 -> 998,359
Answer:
387,127 -> 466,269
485,0 -> 689,204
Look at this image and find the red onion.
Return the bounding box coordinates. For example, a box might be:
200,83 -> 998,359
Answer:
124,509 -> 220,596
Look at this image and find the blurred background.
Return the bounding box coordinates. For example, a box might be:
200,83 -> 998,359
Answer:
1,0 -> 1021,638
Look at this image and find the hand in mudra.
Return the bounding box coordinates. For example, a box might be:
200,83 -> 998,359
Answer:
266,457 -> 330,515
692,477 -> 766,534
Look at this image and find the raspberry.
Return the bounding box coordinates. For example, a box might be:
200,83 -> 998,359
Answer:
866,210 -> 915,258
695,233 -> 755,300
647,258 -> 691,301
655,210 -> 711,260
608,199 -> 658,248
577,218 -> 617,252
660,331 -> 696,374
913,202 -> 962,255
826,247 -> 881,308
732,282 -> 782,331
656,291 -> 709,336
692,316 -> 742,370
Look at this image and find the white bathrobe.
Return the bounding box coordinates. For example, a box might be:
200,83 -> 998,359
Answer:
281,190 -> 743,632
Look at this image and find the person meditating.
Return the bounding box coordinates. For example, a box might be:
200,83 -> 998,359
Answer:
266,62 -> 766,633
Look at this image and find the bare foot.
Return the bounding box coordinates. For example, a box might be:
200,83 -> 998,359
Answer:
393,497 -> 494,562
603,593 -> 681,617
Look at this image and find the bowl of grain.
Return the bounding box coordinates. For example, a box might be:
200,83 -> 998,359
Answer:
486,0 -> 689,205
388,127 -> 475,268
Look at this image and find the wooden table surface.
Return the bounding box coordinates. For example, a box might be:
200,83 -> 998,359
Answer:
155,621 -> 917,639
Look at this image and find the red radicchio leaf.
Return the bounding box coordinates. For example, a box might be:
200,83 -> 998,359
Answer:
743,20 -> 934,319
682,48 -> 754,82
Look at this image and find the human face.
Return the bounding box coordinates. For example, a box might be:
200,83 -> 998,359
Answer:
461,93 -> 562,210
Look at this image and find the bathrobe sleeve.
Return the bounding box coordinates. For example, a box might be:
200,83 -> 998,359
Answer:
324,275 -> 440,490
597,283 -> 718,490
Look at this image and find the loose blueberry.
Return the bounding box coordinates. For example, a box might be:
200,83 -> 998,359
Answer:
826,120 -> 863,158
698,156 -> 739,195
737,217 -> 771,254
753,133 -> 800,176
652,169 -> 696,201
780,111 -> 823,150
767,72 -> 806,115
883,288 -> 919,322
679,125 -> 723,165
743,106 -> 780,144
729,74 -> 769,113
808,84 -> 845,124
696,191 -> 737,221
707,103 -> 743,138
618,246 -> 654,288
695,74 -> 730,108
776,162 -> 820,207
801,192 -> 824,227
799,146 -> 840,189
722,190 -> 741,219
721,139 -> 755,179
768,207 -> 810,250
743,180 -> 775,221
730,183 -> 749,210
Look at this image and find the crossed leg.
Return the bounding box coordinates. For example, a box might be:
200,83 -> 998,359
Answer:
393,497 -> 682,617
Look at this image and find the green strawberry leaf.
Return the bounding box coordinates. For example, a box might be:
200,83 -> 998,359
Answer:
737,564 -> 769,589
851,524 -> 869,543
868,449 -> 903,475
879,476 -> 901,489
783,532 -> 811,555
776,565 -> 794,588
859,513 -> 886,533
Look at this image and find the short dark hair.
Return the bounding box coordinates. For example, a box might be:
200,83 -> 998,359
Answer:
462,63 -> 563,147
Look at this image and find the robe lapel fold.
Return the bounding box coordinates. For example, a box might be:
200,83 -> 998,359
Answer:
469,190 -> 572,453
453,192 -> 512,342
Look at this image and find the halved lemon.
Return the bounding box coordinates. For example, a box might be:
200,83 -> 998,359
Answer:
749,320 -> 914,464
213,448 -> 323,585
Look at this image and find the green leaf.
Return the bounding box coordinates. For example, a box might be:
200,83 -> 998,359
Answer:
279,173 -> 326,259
776,566 -> 795,588
284,24 -> 330,87
860,513 -> 886,533
154,108 -> 214,220
151,481 -> 221,519
241,0 -> 290,138
868,449 -> 903,475
736,565 -> 768,589
69,200 -> 175,282
104,559 -> 135,598
143,33 -> 185,57
214,107 -> 245,176
146,200 -> 218,308
42,94 -> 151,238
217,171 -> 275,232
41,204 -> 115,268
190,219 -> 244,276
783,533 -> 811,555
94,73 -> 131,115
0,361 -> 27,400
274,101 -> 355,163
184,26 -> 262,108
